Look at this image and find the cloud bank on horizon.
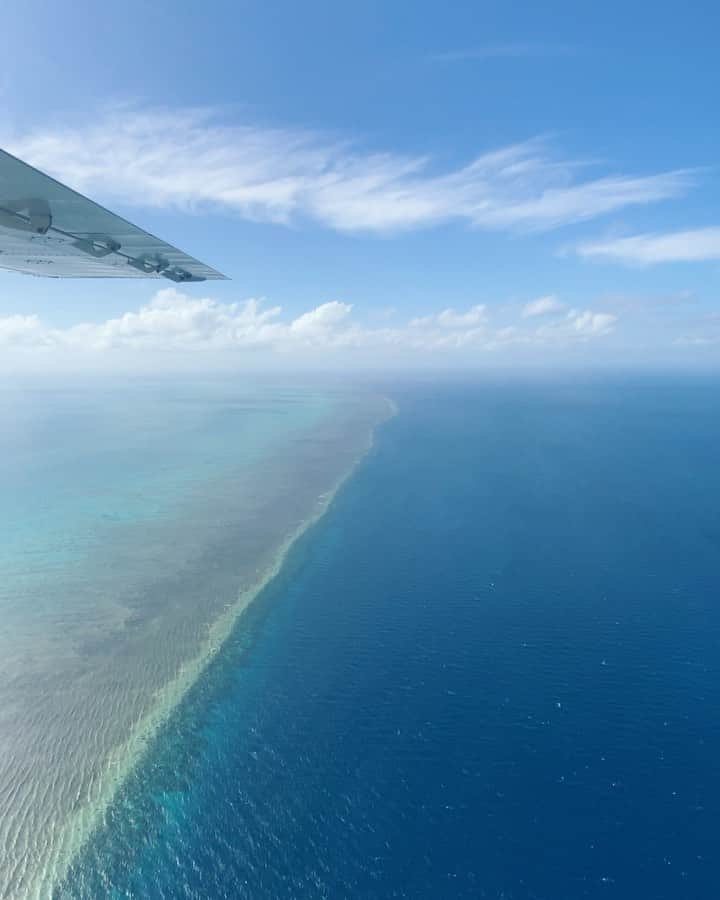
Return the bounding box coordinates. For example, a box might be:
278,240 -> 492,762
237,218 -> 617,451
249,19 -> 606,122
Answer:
0,287 -> 618,366
4,108 -> 693,236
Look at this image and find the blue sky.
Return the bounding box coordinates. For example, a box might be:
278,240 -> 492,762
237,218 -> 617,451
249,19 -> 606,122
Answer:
0,0 -> 718,369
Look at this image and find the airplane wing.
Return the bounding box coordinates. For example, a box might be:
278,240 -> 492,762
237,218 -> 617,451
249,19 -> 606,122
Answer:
0,149 -> 226,281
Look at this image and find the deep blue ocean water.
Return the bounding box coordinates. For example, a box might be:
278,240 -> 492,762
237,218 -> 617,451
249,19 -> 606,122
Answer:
61,377 -> 720,899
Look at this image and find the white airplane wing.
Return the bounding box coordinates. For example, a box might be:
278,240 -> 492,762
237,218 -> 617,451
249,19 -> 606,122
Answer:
0,149 -> 226,281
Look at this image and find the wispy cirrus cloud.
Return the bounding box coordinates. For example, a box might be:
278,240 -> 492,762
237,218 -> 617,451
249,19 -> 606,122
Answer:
575,227 -> 720,265
2,107 -> 693,236
0,289 -> 614,362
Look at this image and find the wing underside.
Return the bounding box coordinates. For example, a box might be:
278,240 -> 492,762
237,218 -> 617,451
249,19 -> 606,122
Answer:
0,149 -> 226,281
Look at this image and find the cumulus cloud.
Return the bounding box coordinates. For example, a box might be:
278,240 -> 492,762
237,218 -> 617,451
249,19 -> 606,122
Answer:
2,107 -> 692,235
410,305 -> 486,328
0,289 -> 616,364
535,308 -> 617,342
289,301 -> 353,339
0,313 -> 49,346
574,227 -> 720,265
521,295 -> 566,317
569,310 -> 617,335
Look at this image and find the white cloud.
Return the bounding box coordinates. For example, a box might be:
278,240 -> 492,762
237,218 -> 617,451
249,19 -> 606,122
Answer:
569,310 -> 617,336
0,289 -> 616,364
66,291 -> 285,351
521,295 -> 565,317
2,107 -> 693,235
289,301 -> 353,338
0,314 -> 49,346
575,227 -> 720,265
535,308 -> 617,342
410,305 -> 486,328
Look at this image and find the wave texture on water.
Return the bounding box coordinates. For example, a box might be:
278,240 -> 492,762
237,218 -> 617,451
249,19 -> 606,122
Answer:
54,379 -> 720,900
0,383 -> 391,900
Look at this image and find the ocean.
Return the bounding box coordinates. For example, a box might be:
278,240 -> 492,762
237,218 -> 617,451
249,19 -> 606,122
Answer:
2,376 -> 719,899
0,377 -> 387,899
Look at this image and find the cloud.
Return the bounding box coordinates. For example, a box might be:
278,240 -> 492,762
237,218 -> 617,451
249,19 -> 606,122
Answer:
535,308 -> 617,342
0,313 -> 50,346
0,289 -> 616,364
410,305 -> 486,328
574,227 -> 720,265
521,295 -> 565,317
2,107 -> 693,235
568,310 -> 617,336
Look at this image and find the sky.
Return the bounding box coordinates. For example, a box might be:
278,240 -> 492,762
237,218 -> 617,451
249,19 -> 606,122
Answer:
0,0 -> 718,371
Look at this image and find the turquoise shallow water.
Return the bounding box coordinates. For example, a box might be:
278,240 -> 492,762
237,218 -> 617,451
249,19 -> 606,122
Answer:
0,378 -> 385,899
55,375 -> 720,900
